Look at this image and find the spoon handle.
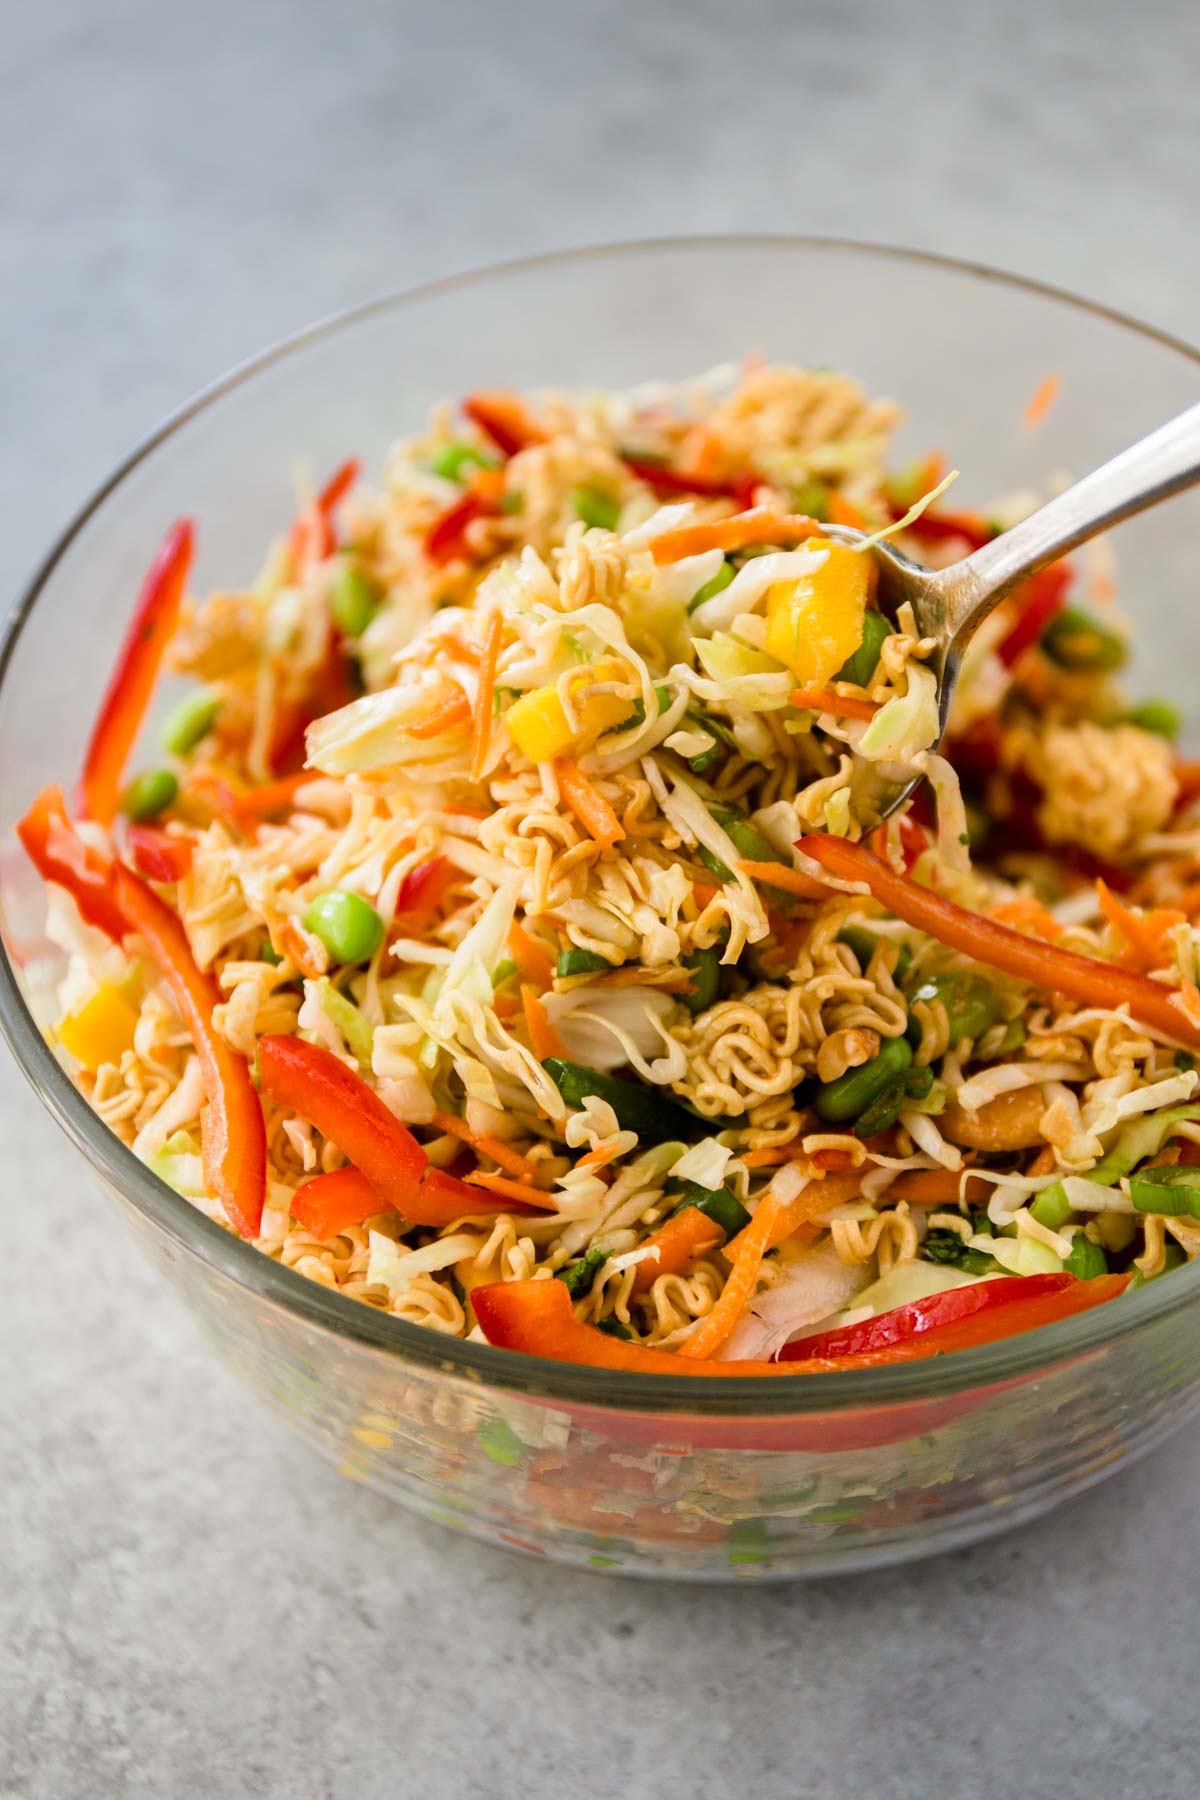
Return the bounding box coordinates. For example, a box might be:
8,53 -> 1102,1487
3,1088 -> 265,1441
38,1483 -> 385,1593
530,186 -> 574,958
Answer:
936,399 -> 1200,647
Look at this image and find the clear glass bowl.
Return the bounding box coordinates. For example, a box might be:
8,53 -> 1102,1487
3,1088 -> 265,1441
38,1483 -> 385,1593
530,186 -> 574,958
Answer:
5,239 -> 1200,1580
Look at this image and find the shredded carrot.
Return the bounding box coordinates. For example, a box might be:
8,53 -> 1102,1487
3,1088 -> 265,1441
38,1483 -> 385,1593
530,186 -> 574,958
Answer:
462,1169 -> 557,1209
692,881 -> 719,910
470,610 -> 503,782
631,1208 -> 724,1294
554,757 -> 622,851
507,919 -> 554,989
737,859 -> 831,901
1095,879 -> 1183,972
726,1169 -> 865,1260
229,770 -> 318,823
1177,981 -> 1200,1032
575,1142 -> 622,1171
739,1144 -> 801,1169
650,507 -> 820,566
522,984 -> 566,1060
987,895 -> 1064,942
790,686 -> 879,721
680,1191 -> 783,1359
278,917 -> 325,980
1023,372 -> 1061,432
826,492 -> 867,530
885,1167 -> 987,1206
494,992 -> 521,1023
1027,1146 -> 1058,1178
406,686 -> 472,741
437,630 -> 483,667
429,1109 -> 541,1183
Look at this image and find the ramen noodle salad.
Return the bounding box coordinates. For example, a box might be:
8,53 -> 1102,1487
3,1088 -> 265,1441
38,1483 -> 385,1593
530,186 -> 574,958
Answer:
19,361 -> 1200,1375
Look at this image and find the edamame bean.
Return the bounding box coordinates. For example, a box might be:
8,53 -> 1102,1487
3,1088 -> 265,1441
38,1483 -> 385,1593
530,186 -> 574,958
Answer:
814,1034 -> 913,1123
121,769 -> 178,821
303,890 -> 384,964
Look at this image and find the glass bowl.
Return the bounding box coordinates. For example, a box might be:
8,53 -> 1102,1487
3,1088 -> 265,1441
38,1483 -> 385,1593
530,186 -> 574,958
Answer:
5,238 -> 1200,1581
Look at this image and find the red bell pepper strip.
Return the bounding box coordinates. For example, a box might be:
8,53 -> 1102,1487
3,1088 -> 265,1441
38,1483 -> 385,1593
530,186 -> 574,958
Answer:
77,520 -> 195,826
800,833 -> 1200,1048
16,786 -> 127,941
290,1166 -> 382,1239
126,824 -> 194,884
393,855 -> 456,926
463,392 -> 546,459
894,507 -> 994,550
425,490 -> 492,564
112,862 -> 266,1239
995,562 -> 1073,668
267,645 -> 358,775
288,457 -> 360,575
620,454 -> 755,502
781,1272 -> 1130,1364
473,1277 -> 856,1374
258,1035 -> 427,1217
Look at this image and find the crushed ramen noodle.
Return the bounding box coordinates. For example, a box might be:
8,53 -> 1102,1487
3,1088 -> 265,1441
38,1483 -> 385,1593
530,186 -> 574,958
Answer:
20,363 -> 1200,1373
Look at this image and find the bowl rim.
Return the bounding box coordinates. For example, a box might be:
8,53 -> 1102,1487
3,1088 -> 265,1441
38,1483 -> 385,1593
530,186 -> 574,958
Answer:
5,232 -> 1200,1417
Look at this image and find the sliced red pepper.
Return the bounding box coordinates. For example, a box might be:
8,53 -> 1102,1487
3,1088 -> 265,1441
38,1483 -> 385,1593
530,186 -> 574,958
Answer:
619,454 -> 754,502
995,562 -> 1073,668
425,490 -> 491,564
463,391 -> 546,459
126,824 -> 194,884
267,645 -> 357,775
800,833 -> 1200,1047
16,786 -> 126,941
288,457 -> 360,575
290,1166 -> 381,1239
896,507 -> 995,550
393,855 -> 456,926
472,1278 -> 853,1375
258,1035 -> 426,1217
781,1273 -> 1130,1363
113,862 -> 266,1239
78,520 -> 195,826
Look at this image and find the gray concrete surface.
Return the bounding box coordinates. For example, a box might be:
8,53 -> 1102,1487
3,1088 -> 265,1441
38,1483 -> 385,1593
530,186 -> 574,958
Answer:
4,1 -> 1199,1795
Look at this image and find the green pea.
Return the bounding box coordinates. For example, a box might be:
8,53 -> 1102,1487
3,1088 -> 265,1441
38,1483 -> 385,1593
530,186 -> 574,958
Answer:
1041,606 -> 1126,672
688,560 -> 735,614
682,944 -> 721,1015
814,1034 -> 913,1123
852,1072 -> 910,1140
791,480 -> 830,522
330,564 -> 380,638
674,1181 -> 751,1238
1064,1235 -> 1109,1279
835,612 -> 894,687
573,486 -> 621,532
556,948 -> 612,978
303,890 -> 384,965
120,768 -> 178,822
162,689 -> 219,756
1128,699 -> 1181,741
909,971 -> 999,1047
429,442 -> 497,482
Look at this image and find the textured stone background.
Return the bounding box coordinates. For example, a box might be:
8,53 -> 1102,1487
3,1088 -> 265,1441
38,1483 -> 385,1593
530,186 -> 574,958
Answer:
4,2 -> 1199,1795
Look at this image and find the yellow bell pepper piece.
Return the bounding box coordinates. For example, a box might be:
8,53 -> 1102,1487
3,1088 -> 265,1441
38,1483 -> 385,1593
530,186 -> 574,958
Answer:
57,984 -> 140,1072
764,541 -> 873,685
505,669 -> 632,763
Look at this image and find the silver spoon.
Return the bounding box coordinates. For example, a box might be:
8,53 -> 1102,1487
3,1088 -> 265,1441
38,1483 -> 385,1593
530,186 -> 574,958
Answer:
839,400 -> 1200,822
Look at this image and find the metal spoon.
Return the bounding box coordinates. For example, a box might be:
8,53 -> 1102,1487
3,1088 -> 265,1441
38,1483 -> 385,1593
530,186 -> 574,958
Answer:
840,400 -> 1200,823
